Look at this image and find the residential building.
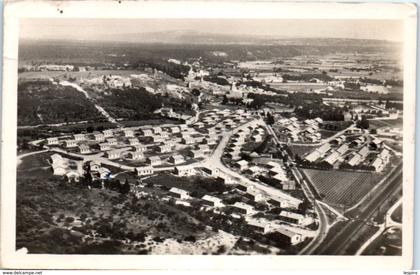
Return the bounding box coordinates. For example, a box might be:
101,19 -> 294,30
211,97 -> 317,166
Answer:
201,195 -> 224,208
232,202 -> 254,215
73,134 -> 85,141
147,156 -> 162,166
103,129 -> 114,138
133,144 -> 147,152
173,166 -> 195,176
106,138 -> 118,146
128,151 -> 144,160
274,227 -> 303,245
79,144 -> 91,154
94,133 -> 105,142
157,144 -> 172,153
235,160 -> 249,170
136,166 -> 154,176
46,137 -> 59,145
65,140 -> 78,148
124,129 -> 135,137
169,187 -> 190,200
106,150 -> 120,160
168,155 -> 185,165
98,143 -> 111,151
128,138 -> 140,146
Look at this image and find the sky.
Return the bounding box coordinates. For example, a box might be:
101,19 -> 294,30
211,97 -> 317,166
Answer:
20,18 -> 404,42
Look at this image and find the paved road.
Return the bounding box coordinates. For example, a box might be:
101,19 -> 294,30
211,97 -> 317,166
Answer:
312,165 -> 402,255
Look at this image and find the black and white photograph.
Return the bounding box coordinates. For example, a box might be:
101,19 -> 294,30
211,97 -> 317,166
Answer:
1,0 -> 417,270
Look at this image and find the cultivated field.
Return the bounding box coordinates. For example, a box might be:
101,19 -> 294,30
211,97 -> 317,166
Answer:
300,168 -> 381,210
369,118 -> 403,129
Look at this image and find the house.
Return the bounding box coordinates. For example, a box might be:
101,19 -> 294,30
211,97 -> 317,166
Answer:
46,137 -> 59,145
281,180 -> 296,190
371,157 -> 383,172
123,129 -> 135,137
235,160 -> 249,170
50,154 -> 67,176
73,134 -> 85,141
146,156 -> 162,166
133,144 -> 147,152
153,127 -> 163,134
94,133 -> 105,142
173,166 -> 195,176
157,144 -> 172,153
201,195 -> 224,208
179,124 -> 188,131
106,138 -> 118,146
103,129 -> 114,137
379,149 -> 390,162
66,171 -> 80,183
202,167 -> 219,176
128,138 -> 140,146
268,197 -> 290,208
324,151 -> 340,165
196,144 -> 211,152
317,143 -> 331,154
181,136 -> 195,145
358,146 -> 370,158
169,187 -> 190,200
216,175 -> 236,185
232,202 -> 254,215
169,126 -> 180,134
79,144 -> 91,154
246,219 -> 270,234
96,167 -> 111,180
266,161 -> 281,169
105,150 -> 120,160
279,211 -> 312,226
128,151 -> 144,160
136,166 -> 154,176
65,140 -> 78,148
274,227 -> 303,245
168,155 -> 185,165
337,144 -> 349,155
151,136 -> 165,143
188,150 -> 205,159
246,166 -> 263,175
98,143 -> 111,151
203,138 -> 217,145
305,150 -> 321,162
348,153 -> 362,166
141,129 -> 153,137
246,189 -> 265,202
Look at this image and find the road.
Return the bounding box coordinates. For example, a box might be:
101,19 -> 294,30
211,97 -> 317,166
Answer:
202,119 -> 303,208
312,165 -> 402,255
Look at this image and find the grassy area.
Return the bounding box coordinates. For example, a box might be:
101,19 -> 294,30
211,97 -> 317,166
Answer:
288,145 -> 317,158
362,227 -> 402,255
369,118 -> 403,129
16,153 -> 215,254
301,168 -> 381,210
391,204 -> 402,223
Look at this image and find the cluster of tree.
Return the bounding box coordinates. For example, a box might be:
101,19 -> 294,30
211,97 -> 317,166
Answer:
360,77 -> 384,85
295,103 -> 347,121
203,75 -> 230,86
18,82 -> 103,126
344,81 -> 361,90
339,162 -> 376,171
282,73 -> 333,82
135,59 -> 190,80
356,116 -> 370,129
384,79 -> 403,87
385,101 -> 403,110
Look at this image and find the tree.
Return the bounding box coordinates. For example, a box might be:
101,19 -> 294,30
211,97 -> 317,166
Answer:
357,116 -> 370,129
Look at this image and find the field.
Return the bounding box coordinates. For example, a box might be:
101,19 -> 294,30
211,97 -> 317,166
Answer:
288,145 -> 317,158
362,227 -> 402,255
368,118 -> 403,129
300,168 -> 381,210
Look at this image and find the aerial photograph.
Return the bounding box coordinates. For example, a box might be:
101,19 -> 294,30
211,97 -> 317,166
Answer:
16,18 -> 403,255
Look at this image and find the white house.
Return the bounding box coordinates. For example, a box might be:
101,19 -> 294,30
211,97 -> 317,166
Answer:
202,195 -> 224,208
128,151 -> 144,160
181,136 -> 195,145
147,156 -> 162,166
279,211 -> 312,226
173,166 -> 195,176
274,227 -> 303,245
136,166 -> 154,176
153,127 -> 163,134
232,202 -> 254,215
169,126 -> 180,134
73,134 -> 85,141
188,150 -> 205,159
157,144 -> 172,153
235,160 -> 249,170
65,140 -> 78,148
46,137 -> 59,145
106,138 -> 118,146
169,187 -> 190,200
98,143 -> 111,151
103,129 -> 114,137
141,129 -> 153,137
79,144 -> 91,154
106,150 -> 120,160
168,154 -> 185,165
123,129 -> 135,137
94,133 -> 105,142
128,138 -> 140,146
133,144 -> 147,152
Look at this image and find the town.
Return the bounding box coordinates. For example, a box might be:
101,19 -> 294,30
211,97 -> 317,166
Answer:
16,34 -> 403,255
